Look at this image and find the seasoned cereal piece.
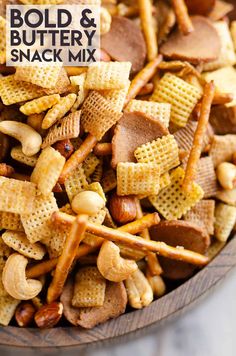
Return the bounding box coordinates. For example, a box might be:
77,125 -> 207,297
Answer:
101,168 -> 117,193
149,167 -> 204,220
85,62 -> 132,90
100,84 -> 130,113
70,73 -> 89,111
31,147 -> 65,196
42,94 -> 77,129
14,65 -> 62,89
21,192 -> 58,243
2,231 -> 45,260
0,75 -> 44,106
11,146 -> 38,167
195,157 -> 218,198
0,177 -> 36,214
64,164 -> 88,202
214,203 -> 236,242
41,111 -> 80,149
72,267 -> 106,308
151,73 -> 202,127
125,100 -> 170,128
209,134 -> 236,167
0,295 -> 20,326
20,94 -> 60,116
134,135 -> 180,175
184,200 -> 215,235
82,91 -> 122,141
117,162 -> 160,196
83,153 -> 100,178
0,211 -> 23,231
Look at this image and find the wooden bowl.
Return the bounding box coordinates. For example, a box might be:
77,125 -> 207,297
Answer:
0,235 -> 236,349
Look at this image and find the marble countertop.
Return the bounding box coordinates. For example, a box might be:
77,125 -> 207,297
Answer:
1,268 -> 236,356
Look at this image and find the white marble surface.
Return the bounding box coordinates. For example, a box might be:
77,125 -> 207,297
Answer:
1,268 -> 236,356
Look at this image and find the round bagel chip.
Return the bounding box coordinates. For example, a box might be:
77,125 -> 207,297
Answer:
160,16 -> 221,64
150,220 -> 210,280
101,16 -> 147,74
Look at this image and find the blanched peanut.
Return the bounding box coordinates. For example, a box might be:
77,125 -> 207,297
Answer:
72,190 -> 105,216
217,162 -> 236,190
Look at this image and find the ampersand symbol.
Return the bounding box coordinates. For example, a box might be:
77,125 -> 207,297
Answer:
80,9 -> 96,28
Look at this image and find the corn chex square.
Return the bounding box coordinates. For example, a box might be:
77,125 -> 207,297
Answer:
0,177 -> 36,214
117,162 -> 160,196
83,153 -> 100,178
72,267 -> 106,308
21,192 -> 58,243
0,75 -> 45,106
0,295 -> 20,326
125,100 -> 171,128
85,62 -> 132,90
2,231 -> 45,260
14,65 -> 62,89
134,135 -> 180,175
149,167 -> 204,220
100,83 -> 130,112
11,146 -> 38,167
0,211 -> 24,231
64,164 -> 89,202
151,73 -> 202,127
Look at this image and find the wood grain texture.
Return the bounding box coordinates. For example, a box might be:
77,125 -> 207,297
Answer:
0,235 -> 236,349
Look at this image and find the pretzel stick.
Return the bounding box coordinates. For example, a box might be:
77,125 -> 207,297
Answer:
138,0 -> 158,61
213,92 -> 233,105
27,213 -> 160,279
182,81 -> 215,193
125,55 -> 162,105
47,214 -> 88,303
135,200 -> 163,276
94,143 -> 112,156
138,83 -> 154,96
52,212 -> 209,266
59,133 -> 97,184
171,0 -> 194,35
0,163 -> 14,177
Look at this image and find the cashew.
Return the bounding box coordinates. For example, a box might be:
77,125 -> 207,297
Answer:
2,253 -> 42,300
72,190 -> 105,216
97,241 -> 138,282
217,162 -> 236,190
0,121 -> 42,156
125,269 -> 153,309
146,273 -> 166,298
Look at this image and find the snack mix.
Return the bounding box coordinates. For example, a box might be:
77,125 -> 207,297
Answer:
0,0 -> 236,329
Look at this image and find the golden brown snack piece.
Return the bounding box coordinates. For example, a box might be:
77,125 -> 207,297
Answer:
61,278 -> 127,329
111,112 -> 168,167
72,267 -> 106,307
185,0 -> 215,16
47,214 -> 88,303
150,220 -> 210,279
195,157 -> 218,198
160,16 -> 221,64
125,56 -> 162,105
210,105 -> 236,134
183,81 -> 215,193
156,0 -> 176,44
59,134 -> 97,184
209,0 -> 233,21
101,16 -> 146,73
171,0 -> 194,35
184,200 -> 215,235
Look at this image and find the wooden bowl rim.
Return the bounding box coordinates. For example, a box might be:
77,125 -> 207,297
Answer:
1,236 -> 236,348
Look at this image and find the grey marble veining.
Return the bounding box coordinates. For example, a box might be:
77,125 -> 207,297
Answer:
1,269 -> 236,356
